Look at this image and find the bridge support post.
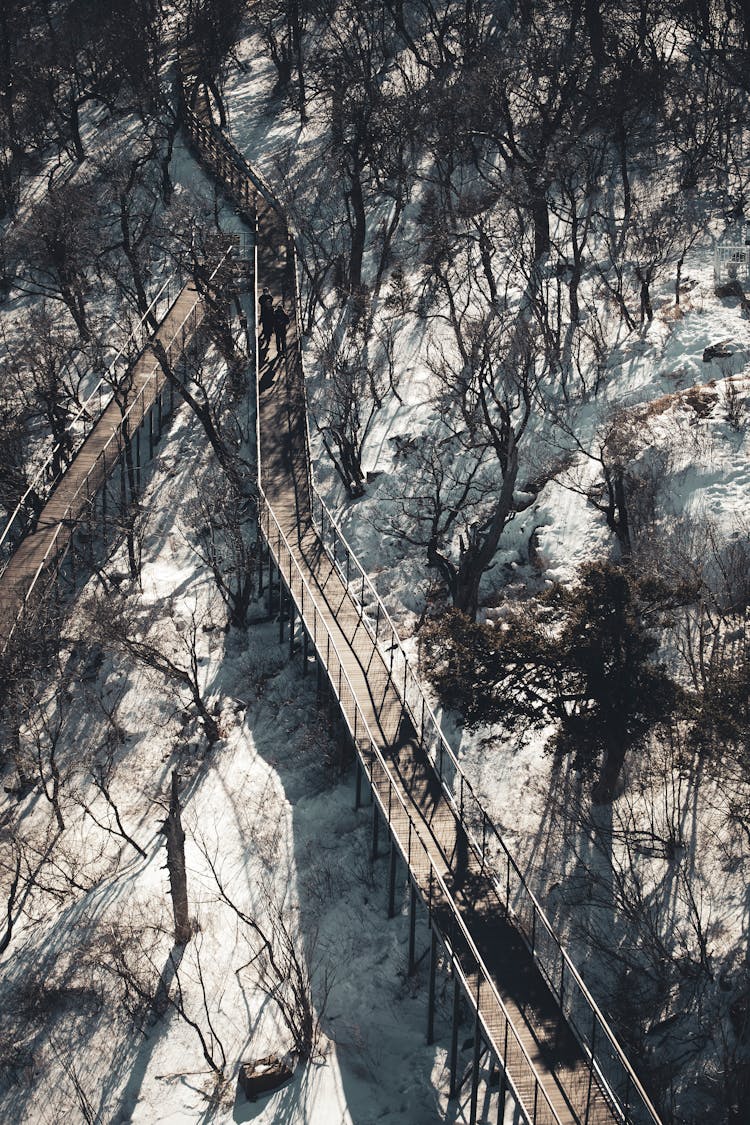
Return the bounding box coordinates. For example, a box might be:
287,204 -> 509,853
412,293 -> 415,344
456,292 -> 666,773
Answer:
354,757 -> 362,810
449,975 -> 461,1099
135,426 -> 141,492
288,599 -> 295,657
469,1011 -> 482,1125
302,628 -> 309,673
101,479 -> 108,549
408,881 -> 417,975
148,407 -> 154,458
371,800 -> 379,860
497,1022 -> 508,1123
266,555 -> 274,617
257,537 -> 264,596
387,839 -> 397,918
278,585 -> 285,643
427,928 -> 438,1045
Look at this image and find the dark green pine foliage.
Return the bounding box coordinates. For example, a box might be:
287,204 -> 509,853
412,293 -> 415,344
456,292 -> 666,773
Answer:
423,562 -> 680,803
552,563 -> 679,803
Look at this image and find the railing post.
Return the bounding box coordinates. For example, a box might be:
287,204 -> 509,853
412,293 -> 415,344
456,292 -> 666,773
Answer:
585,1016 -> 597,1125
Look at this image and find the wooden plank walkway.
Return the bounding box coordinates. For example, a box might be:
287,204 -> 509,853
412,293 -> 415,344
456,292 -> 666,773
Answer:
0,284 -> 205,642
0,51 -> 659,1123
249,162 -> 620,1125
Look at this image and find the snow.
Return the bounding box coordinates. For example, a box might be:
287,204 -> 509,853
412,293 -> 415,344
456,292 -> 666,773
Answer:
221,21 -> 750,1119
3,8 -> 750,1122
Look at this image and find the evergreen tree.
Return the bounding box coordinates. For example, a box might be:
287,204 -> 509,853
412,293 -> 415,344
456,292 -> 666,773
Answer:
423,562 -> 680,803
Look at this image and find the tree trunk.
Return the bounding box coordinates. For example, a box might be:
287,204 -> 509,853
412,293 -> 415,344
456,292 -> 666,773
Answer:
591,739 -> 626,804
346,165 -> 366,292
585,0 -> 605,67
68,96 -> 85,163
164,770 -> 191,945
529,179 -> 550,261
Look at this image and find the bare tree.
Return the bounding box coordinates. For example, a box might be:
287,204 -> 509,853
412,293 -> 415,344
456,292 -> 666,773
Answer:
186,468 -> 256,630
81,596 -> 221,747
200,839 -> 329,1061
311,317 -> 401,494
9,179 -> 99,339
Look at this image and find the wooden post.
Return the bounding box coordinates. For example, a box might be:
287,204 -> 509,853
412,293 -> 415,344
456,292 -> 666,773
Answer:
302,628 -> 309,673
279,584 -> 285,643
288,599 -> 295,657
427,929 -> 438,1045
371,799 -> 379,860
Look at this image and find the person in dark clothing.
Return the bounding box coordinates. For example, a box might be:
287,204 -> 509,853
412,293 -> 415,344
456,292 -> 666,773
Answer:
259,287 -> 274,347
273,304 -> 290,356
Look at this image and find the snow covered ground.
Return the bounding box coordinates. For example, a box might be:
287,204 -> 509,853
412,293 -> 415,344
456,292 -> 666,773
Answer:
3,13 -> 750,1124
223,23 -> 750,1119
2,374 -> 493,1124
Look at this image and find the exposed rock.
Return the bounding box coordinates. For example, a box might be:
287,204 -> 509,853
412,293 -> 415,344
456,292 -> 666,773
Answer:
238,1053 -> 296,1101
703,343 -> 735,362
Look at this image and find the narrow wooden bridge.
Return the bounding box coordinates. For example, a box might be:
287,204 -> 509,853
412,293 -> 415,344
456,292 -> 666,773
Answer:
0,51 -> 664,1125
0,281 -> 213,646
180,69 -> 663,1125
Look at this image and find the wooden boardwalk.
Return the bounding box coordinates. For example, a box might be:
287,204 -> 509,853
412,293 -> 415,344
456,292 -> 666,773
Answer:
0,53 -> 661,1125
240,125 -> 651,1125
0,283 -> 206,644
181,60 -> 661,1125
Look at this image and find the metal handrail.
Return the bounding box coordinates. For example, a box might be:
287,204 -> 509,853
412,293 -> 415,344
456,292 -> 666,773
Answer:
5,296 -> 204,647
182,101 -> 280,214
257,488 -> 565,1125
307,483 -> 661,1124
188,71 -> 662,1125
0,275 -> 177,560
5,244 -> 236,647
